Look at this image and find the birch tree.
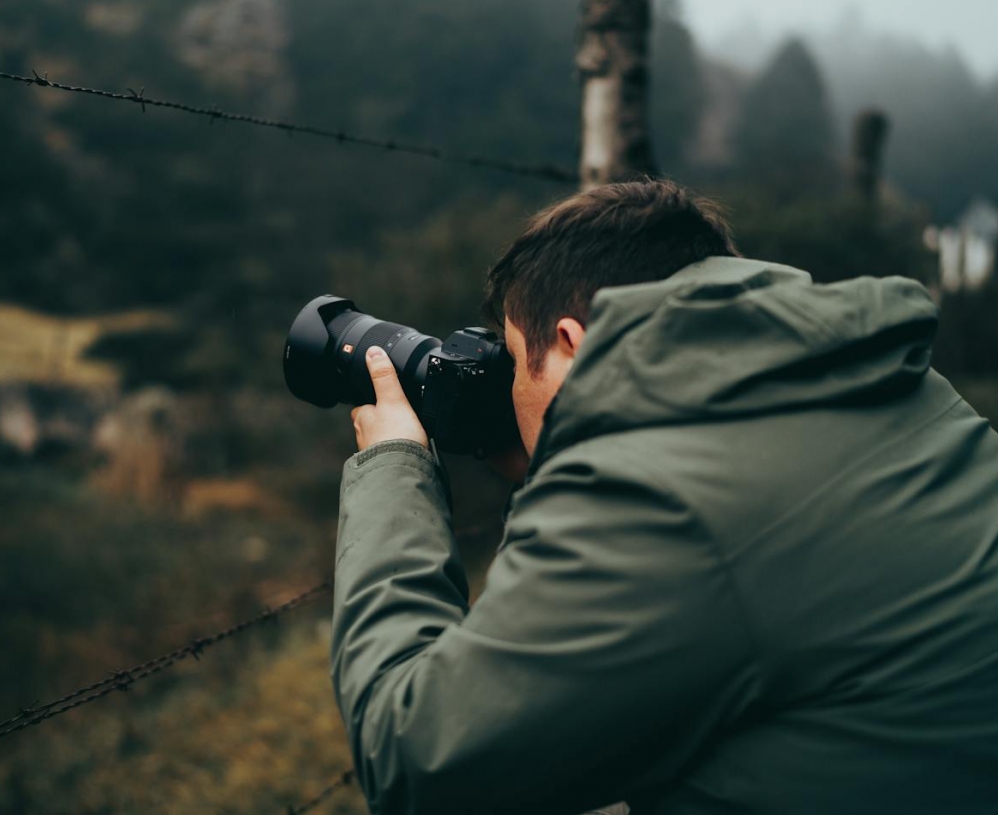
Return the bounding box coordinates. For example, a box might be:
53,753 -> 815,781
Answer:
577,0 -> 657,191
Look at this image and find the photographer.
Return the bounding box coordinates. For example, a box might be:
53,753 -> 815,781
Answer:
330,180 -> 998,814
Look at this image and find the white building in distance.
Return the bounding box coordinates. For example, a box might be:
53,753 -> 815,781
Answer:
928,198 -> 998,294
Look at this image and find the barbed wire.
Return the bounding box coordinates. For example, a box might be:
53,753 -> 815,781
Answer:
0,70 -> 579,184
0,54 -> 523,815
0,579 -> 333,739
286,772 -> 355,815
0,522 -> 495,740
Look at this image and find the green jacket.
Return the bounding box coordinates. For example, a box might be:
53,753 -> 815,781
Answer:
332,257 -> 998,815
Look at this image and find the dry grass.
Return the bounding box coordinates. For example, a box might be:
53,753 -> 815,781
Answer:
182,477 -> 293,520
2,627 -> 366,814
0,302 -> 174,387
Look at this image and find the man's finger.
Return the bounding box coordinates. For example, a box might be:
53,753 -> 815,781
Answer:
366,346 -> 405,404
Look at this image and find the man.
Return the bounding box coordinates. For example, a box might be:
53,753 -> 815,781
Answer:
332,181 -> 998,815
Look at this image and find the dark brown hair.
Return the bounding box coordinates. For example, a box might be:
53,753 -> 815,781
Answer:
483,180 -> 739,374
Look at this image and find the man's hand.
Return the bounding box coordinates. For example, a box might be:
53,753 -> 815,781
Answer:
350,346 -> 429,452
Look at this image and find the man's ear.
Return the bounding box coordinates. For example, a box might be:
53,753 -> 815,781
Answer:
554,318 -> 586,359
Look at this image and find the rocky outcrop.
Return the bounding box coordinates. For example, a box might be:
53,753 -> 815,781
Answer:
90,386 -> 185,506
0,383 -> 112,461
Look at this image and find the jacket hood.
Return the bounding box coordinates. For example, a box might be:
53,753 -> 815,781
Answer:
533,257 -> 940,469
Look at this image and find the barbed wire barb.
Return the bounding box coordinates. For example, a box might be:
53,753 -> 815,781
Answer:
127,86 -> 147,113
0,70 -> 579,184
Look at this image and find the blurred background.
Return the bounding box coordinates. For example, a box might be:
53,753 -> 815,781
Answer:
0,0 -> 996,812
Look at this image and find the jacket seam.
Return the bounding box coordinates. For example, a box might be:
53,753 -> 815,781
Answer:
530,437 -> 775,702
705,394 -> 967,701
763,286 -> 844,345
699,513 -> 775,706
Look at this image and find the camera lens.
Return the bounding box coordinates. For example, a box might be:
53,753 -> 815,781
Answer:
284,296 -> 441,409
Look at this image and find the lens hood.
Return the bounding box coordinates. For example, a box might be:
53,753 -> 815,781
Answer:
283,295 -> 355,408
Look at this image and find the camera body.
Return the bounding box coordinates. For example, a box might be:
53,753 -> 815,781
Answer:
284,296 -> 519,457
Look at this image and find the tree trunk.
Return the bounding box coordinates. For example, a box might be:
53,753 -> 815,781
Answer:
577,0 -> 657,191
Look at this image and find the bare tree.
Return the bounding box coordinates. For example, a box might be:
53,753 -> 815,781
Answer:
576,0 -> 657,191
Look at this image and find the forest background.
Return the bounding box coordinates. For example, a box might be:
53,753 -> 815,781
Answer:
1,0 -> 997,812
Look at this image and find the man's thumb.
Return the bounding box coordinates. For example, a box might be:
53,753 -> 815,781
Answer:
366,346 -> 404,404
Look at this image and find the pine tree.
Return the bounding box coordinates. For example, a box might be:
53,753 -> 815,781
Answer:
649,1 -> 703,172
735,39 -> 836,189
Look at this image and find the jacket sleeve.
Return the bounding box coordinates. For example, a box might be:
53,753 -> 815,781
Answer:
331,438 -> 761,815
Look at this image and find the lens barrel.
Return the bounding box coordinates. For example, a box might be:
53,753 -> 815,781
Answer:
283,296 -> 441,409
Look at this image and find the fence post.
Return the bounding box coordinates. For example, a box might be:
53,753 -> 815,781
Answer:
576,0 -> 657,191
851,109 -> 891,202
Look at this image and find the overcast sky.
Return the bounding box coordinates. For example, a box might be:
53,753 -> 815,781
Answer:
681,0 -> 998,82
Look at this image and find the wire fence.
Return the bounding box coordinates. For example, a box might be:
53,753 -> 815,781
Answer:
3,523 -> 491,809
0,579 -> 333,739
287,772 -> 355,815
0,59 -> 517,814
0,70 -> 579,184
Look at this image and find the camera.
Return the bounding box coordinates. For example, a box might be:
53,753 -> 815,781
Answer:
284,296 -> 520,457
